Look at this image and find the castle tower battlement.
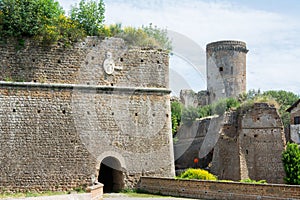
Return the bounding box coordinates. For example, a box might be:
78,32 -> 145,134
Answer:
206,40 -> 248,104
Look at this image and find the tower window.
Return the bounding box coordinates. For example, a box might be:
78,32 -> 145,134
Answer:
219,67 -> 223,72
294,116 -> 300,125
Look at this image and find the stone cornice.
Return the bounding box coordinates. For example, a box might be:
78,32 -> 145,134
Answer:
206,40 -> 249,53
0,81 -> 171,94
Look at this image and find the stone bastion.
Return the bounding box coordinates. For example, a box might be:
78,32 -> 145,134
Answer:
0,37 -> 175,192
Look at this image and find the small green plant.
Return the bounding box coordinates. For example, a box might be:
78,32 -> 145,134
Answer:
4,76 -> 13,82
171,101 -> 182,134
181,106 -> 198,126
282,142 -> 300,185
240,178 -> 267,184
177,168 -> 217,181
73,186 -> 86,193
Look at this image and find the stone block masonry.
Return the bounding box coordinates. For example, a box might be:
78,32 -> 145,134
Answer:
0,37 -> 175,192
0,37 -> 169,88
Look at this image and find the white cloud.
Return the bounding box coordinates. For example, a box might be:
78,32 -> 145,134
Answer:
58,0 -> 300,95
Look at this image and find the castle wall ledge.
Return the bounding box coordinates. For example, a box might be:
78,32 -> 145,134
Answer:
0,81 -> 171,94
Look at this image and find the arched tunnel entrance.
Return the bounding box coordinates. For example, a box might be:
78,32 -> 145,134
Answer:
98,156 -> 124,193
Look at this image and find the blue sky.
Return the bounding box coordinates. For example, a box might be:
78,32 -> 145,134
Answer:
58,0 -> 300,96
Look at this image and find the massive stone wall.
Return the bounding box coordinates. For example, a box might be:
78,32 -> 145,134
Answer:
0,37 -> 175,192
0,37 -> 169,88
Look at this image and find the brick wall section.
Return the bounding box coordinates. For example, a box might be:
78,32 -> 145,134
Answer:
139,177 -> 300,200
0,82 -> 175,191
0,37 -> 169,88
238,103 -> 286,183
0,36 -> 174,192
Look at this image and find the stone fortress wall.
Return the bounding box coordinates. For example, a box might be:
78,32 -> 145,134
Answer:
0,37 -> 175,192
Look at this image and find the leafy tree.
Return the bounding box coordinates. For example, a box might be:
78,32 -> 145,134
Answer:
70,0 -> 105,36
262,90 -> 299,127
171,101 -> 182,134
0,0 -> 64,38
282,143 -> 300,185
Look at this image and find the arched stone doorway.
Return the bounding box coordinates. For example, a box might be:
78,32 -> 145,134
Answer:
98,156 -> 124,193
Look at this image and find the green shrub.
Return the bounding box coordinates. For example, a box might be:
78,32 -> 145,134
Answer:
282,143 -> 300,185
181,106 -> 198,126
171,101 -> 182,134
36,14 -> 86,46
0,0 -> 64,38
177,168 -> 217,181
198,105 -> 212,118
142,23 -> 172,51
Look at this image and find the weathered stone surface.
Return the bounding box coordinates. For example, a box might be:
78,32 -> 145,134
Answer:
212,103 -> 286,183
0,37 -> 175,192
174,116 -> 219,169
206,40 -> 247,104
0,37 -> 169,89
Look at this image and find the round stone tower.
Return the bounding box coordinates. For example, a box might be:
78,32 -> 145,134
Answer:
206,40 -> 248,104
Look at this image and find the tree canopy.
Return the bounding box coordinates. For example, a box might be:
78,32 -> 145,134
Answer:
0,0 -> 64,38
0,0 -> 172,49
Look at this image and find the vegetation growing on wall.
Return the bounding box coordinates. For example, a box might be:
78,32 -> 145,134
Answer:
282,142 -> 300,185
0,0 -> 64,38
0,0 -> 172,49
174,90 -> 298,128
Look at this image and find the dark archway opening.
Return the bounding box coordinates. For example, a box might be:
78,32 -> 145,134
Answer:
98,157 -> 124,193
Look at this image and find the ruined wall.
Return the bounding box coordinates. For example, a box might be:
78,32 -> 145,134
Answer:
0,37 -> 174,191
206,41 -> 248,104
238,103 -> 286,183
179,89 -> 209,108
211,112 -> 240,181
174,117 -> 215,169
212,103 -> 286,183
